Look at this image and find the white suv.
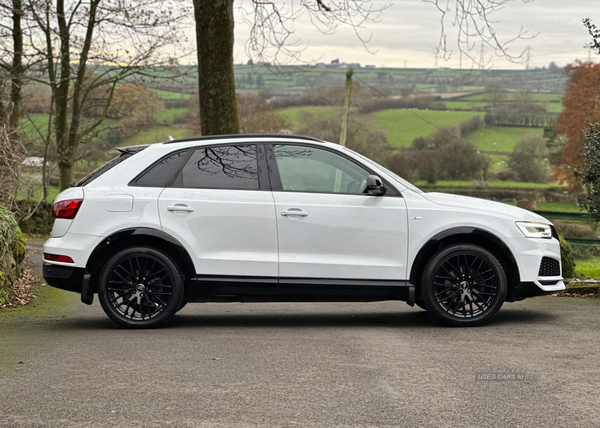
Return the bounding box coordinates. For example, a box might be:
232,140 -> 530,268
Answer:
43,135 -> 565,328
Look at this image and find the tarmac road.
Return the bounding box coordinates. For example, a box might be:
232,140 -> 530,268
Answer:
1,247 -> 599,427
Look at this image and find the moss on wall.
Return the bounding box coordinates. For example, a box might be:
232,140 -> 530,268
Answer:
0,205 -> 26,306
17,201 -> 54,235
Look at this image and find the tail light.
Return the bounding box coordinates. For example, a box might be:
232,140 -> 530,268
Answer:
52,199 -> 83,219
43,253 -> 74,263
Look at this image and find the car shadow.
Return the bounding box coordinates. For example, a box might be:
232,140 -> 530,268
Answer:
40,304 -> 560,331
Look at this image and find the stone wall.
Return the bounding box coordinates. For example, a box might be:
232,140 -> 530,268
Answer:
0,205 -> 27,305
17,201 -> 54,235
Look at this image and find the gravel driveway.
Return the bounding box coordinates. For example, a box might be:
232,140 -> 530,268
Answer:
1,284 -> 599,428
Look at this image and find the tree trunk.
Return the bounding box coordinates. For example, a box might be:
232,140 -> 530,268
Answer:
55,0 -> 72,190
9,0 -> 23,132
193,0 -> 239,135
63,0 -> 100,189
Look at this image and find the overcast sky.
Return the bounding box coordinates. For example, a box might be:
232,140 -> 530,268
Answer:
229,0 -> 599,69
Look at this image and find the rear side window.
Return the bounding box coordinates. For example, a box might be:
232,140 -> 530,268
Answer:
175,145 -> 259,190
76,145 -> 147,187
132,150 -> 189,187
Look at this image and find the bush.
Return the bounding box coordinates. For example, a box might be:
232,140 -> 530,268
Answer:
508,135 -> 550,183
388,148 -> 440,184
553,221 -> 597,239
495,169 -> 520,182
559,237 -> 576,278
0,125 -> 23,211
0,205 -> 26,306
459,115 -> 484,137
357,97 -> 445,114
437,141 -> 487,180
578,123 -> 600,220
484,103 -> 553,127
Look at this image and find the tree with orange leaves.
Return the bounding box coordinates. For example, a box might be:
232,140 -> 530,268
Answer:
554,61 -> 600,190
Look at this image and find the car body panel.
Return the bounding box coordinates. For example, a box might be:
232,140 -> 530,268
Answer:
273,191 -> 409,280
158,187 -> 279,277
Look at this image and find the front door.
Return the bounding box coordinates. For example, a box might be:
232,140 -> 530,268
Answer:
268,144 -> 408,281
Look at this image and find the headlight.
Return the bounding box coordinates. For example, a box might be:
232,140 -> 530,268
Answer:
516,222 -> 552,239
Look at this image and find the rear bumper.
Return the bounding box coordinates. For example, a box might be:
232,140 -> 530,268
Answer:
43,263 -> 86,293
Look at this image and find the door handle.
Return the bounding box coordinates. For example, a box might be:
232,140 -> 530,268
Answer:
167,204 -> 194,213
281,209 -> 308,217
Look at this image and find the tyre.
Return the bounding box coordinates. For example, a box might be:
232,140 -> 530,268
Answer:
414,296 -> 428,311
98,247 -> 185,328
421,244 -> 507,327
177,301 -> 188,312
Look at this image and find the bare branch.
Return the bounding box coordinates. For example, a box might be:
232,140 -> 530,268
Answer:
423,0 -> 536,66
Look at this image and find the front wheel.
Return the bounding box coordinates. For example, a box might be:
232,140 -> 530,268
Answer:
98,247 -> 185,328
421,244 -> 507,327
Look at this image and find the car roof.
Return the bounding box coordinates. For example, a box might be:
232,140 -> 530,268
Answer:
163,134 -> 325,145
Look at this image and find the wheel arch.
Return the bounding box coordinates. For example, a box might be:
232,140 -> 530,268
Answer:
409,227 -> 520,301
85,227 -> 196,291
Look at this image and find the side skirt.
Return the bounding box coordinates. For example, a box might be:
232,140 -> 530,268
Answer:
186,275 -> 414,304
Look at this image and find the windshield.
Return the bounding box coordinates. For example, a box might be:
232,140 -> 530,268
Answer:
341,147 -> 423,194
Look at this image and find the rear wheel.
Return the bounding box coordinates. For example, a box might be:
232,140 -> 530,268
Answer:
98,247 -> 184,328
421,244 -> 507,326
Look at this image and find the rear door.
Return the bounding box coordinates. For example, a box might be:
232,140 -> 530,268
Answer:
158,144 -> 279,281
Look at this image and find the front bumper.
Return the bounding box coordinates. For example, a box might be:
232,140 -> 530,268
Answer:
513,281 -> 564,301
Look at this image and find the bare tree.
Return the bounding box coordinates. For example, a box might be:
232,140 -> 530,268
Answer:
0,0 -> 26,133
425,0 -> 534,66
584,18 -> 600,54
24,0 -> 189,190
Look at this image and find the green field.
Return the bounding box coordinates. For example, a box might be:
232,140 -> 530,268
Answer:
17,184 -> 60,202
504,201 -> 583,212
20,114 -> 119,144
444,101 -> 489,110
456,92 -> 563,102
537,202 -> 585,212
488,154 -> 509,173
150,89 -> 191,100
368,109 -> 484,147
416,180 -> 555,188
156,108 -> 188,124
575,257 -> 600,278
20,113 -> 51,142
277,106 -> 341,129
466,126 -> 544,153
121,125 -> 192,146
544,102 -> 563,113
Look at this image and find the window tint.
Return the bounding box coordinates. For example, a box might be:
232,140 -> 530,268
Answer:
179,145 -> 259,190
274,145 -> 369,194
76,145 -> 147,187
134,150 -> 189,187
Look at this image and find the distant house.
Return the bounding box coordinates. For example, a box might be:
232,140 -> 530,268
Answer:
22,157 -> 44,167
365,65 -> 376,69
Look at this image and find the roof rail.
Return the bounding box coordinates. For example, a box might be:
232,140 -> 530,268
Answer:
163,134 -> 324,145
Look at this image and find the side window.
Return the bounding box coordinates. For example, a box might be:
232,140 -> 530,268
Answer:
273,145 -> 369,194
178,145 -> 259,190
133,150 -> 189,187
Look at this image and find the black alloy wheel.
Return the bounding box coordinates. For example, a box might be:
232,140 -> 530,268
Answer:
98,247 -> 184,328
421,244 -> 507,326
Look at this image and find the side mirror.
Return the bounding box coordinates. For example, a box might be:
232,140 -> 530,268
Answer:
366,174 -> 387,196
